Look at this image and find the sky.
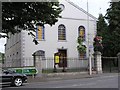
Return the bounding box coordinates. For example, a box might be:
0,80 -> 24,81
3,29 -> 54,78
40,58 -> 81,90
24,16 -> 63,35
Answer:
0,0 -> 110,53
72,0 -> 110,18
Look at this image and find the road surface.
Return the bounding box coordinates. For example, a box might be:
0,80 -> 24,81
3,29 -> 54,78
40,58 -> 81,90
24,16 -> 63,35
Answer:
2,73 -> 119,89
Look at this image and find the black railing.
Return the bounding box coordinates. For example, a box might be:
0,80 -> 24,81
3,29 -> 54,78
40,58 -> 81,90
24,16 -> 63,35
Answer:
102,57 -> 118,73
2,57 -> 90,73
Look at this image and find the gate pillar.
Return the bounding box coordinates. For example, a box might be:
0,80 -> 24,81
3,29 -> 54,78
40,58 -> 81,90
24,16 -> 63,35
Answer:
94,51 -> 102,74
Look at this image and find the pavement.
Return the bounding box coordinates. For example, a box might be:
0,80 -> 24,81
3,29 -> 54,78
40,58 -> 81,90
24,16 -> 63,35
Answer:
27,71 -> 119,83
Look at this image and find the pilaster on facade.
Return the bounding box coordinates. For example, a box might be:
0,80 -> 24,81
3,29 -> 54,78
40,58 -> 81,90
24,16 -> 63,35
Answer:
20,31 -> 26,67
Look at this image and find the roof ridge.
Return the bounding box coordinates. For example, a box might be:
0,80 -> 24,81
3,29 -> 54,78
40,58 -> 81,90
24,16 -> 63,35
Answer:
65,0 -> 97,20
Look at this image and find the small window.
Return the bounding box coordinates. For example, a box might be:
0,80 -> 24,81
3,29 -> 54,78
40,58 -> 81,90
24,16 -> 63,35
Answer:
58,24 -> 66,40
59,4 -> 65,11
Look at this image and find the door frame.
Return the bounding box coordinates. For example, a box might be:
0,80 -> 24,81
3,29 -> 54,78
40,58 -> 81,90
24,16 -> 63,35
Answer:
58,49 -> 67,67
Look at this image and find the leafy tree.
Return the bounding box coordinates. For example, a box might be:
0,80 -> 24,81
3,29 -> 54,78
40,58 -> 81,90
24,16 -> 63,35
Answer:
97,14 -> 108,36
96,13 -> 108,56
104,2 -> 120,56
1,1 -> 62,44
77,36 -> 86,54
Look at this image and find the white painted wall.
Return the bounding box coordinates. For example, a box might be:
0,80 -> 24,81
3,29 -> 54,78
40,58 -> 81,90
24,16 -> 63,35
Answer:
59,0 -> 96,21
5,0 -> 97,68
23,20 -> 96,58
22,18 -> 96,67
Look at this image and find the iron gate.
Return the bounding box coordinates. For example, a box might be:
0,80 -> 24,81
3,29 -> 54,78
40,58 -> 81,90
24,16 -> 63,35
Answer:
102,57 -> 118,73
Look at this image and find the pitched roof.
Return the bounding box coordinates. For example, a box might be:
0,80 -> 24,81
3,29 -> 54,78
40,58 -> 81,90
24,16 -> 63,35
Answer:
65,0 -> 97,20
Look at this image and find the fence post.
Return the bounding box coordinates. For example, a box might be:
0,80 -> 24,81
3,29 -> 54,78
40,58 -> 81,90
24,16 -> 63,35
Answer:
94,51 -> 102,74
117,52 -> 120,72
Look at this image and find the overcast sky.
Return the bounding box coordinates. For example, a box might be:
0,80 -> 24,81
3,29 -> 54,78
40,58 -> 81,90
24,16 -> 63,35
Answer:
0,0 -> 110,53
72,0 -> 110,18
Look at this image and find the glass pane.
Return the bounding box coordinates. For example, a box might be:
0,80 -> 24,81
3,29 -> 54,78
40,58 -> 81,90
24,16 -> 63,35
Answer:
79,26 -> 85,41
58,25 -> 66,40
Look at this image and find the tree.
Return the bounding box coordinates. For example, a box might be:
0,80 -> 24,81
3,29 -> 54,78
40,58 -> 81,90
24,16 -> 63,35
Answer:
77,36 -> 86,58
104,2 -> 120,56
96,13 -> 108,55
1,1 -> 62,44
97,14 -> 108,36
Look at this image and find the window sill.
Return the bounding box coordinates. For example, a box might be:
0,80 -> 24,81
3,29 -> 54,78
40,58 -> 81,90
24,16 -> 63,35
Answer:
58,40 -> 67,42
36,39 -> 46,41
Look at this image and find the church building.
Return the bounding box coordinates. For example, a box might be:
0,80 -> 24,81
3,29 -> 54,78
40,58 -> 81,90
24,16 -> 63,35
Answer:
4,0 -> 97,70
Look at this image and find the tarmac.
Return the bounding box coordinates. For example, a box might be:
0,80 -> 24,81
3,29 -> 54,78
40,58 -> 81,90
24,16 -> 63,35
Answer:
27,71 -> 119,83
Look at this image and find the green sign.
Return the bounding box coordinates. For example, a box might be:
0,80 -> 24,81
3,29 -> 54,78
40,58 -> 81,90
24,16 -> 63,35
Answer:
10,67 -> 38,75
22,69 -> 37,74
16,69 -> 22,73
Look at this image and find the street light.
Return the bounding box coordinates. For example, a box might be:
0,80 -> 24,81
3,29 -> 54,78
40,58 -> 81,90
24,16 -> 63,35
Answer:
87,0 -> 92,75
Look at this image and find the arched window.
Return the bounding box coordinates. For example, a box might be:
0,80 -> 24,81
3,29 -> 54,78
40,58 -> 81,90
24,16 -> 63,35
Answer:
58,24 -> 66,40
78,26 -> 86,59
36,25 -> 45,41
33,50 -> 45,60
78,26 -> 85,41
59,4 -> 65,11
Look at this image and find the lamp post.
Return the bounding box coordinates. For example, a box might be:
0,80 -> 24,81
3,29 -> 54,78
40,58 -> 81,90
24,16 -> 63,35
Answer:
87,0 -> 92,75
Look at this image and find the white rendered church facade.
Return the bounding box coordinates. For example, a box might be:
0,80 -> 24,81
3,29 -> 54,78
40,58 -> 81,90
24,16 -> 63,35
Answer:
4,0 -> 97,69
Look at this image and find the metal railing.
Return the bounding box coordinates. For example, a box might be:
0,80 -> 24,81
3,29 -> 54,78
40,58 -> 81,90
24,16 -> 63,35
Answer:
102,57 -> 118,73
2,57 -> 95,73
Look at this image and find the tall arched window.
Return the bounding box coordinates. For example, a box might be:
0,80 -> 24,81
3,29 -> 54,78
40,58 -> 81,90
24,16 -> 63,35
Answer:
78,26 -> 86,59
78,26 -> 85,41
58,24 -> 66,40
36,25 -> 45,41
